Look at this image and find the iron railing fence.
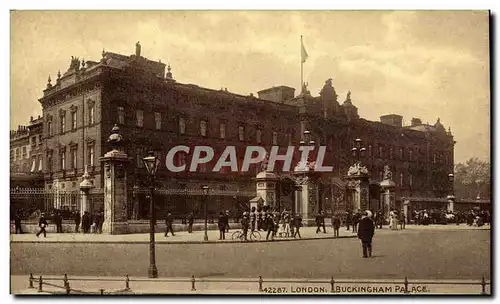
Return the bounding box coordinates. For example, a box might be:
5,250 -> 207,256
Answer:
26,273 -> 491,295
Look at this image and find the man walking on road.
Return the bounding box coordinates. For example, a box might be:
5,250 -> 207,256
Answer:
357,211 -> 375,258
164,212 -> 175,237
293,213 -> 302,238
36,213 -> 48,238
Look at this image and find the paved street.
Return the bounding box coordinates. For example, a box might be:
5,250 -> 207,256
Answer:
11,227 -> 490,282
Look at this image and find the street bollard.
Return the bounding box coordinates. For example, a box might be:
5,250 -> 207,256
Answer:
38,276 -> 43,292
125,274 -> 130,291
28,273 -> 34,289
404,277 -> 409,294
191,275 -> 196,291
481,277 -> 486,295
258,276 -> 263,292
64,274 -> 70,294
330,277 -> 335,293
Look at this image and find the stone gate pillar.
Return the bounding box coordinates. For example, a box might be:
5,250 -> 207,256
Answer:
380,165 -> 396,224
79,168 -> 93,214
100,125 -> 131,234
345,162 -> 370,212
256,171 -> 277,208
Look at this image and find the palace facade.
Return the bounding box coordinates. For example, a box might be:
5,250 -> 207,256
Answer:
11,43 -> 456,216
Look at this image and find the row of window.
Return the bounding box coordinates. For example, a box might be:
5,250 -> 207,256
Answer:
46,103 -> 96,137
362,144 -> 451,164
30,135 -> 43,147
11,146 -> 29,161
46,144 -> 95,172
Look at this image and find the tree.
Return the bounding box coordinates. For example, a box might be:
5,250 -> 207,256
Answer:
454,158 -> 490,199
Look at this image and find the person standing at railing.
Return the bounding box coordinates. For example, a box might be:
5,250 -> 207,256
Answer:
81,211 -> 91,233
74,211 -> 81,233
224,210 -> 231,233
357,211 -> 375,258
187,212 -> 194,233
256,207 -> 263,231
36,213 -> 48,238
14,210 -> 23,234
345,211 -> 352,231
164,211 -> 175,237
54,211 -> 63,233
218,212 -> 226,240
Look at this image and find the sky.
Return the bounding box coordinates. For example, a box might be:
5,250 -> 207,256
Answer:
10,10 -> 490,163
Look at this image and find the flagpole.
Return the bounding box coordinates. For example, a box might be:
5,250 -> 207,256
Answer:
300,35 -> 303,92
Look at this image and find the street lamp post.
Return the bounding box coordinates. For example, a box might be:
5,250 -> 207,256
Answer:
142,151 -> 161,279
447,173 -> 455,213
202,185 -> 209,241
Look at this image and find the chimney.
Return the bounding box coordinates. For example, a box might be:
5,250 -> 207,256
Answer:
380,114 -> 403,128
411,118 -> 422,127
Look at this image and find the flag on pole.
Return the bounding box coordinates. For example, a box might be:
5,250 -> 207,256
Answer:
301,36 -> 308,63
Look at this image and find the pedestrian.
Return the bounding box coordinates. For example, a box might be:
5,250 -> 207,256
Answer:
293,213 -> 302,238
218,212 -> 226,240
98,211 -> 104,233
257,207 -> 263,231
316,211 -> 326,233
164,211 -> 175,237
91,212 -> 99,234
14,210 -> 23,234
241,212 -> 250,241
357,210 -> 375,258
81,211 -> 91,233
36,213 -> 48,238
250,207 -> 257,232
352,210 -> 361,233
54,211 -> 63,233
187,212 -> 194,233
332,213 -> 341,237
346,211 -> 352,231
74,211 -> 81,233
265,214 -> 275,241
225,210 -> 231,233
282,209 -> 291,237
399,211 -> 406,229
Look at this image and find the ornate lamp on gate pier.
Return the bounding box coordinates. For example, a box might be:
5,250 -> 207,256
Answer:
202,185 -> 210,241
346,138 -> 370,212
447,173 -> 455,212
142,150 -> 161,279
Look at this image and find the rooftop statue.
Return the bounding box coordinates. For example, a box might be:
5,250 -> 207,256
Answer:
136,41 -> 141,57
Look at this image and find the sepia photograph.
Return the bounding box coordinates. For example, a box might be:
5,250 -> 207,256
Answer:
8,10 -> 491,295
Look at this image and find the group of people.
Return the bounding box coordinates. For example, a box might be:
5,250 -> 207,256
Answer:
13,209 -> 105,238
412,209 -> 491,226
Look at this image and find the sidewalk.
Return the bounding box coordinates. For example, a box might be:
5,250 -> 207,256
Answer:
10,224 -> 489,244
10,226 -> 357,244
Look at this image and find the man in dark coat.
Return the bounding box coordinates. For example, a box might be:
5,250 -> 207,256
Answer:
241,212 -> 250,241
352,210 -> 361,233
357,211 -> 375,258
218,212 -> 226,240
14,210 -> 23,234
265,213 -> 275,241
345,211 -> 352,231
316,211 -> 326,233
224,210 -> 231,233
332,213 -> 341,237
187,212 -> 194,233
36,213 -> 48,238
164,212 -> 175,237
54,211 -> 63,233
74,211 -> 81,233
293,213 -> 302,238
82,211 -> 91,233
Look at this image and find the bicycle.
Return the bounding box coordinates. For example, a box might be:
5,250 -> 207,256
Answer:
231,230 -> 261,242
